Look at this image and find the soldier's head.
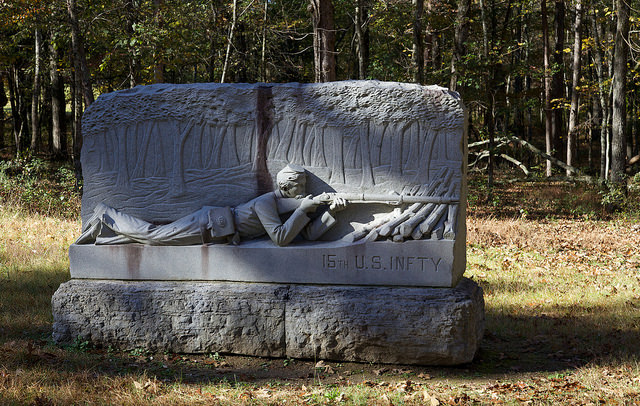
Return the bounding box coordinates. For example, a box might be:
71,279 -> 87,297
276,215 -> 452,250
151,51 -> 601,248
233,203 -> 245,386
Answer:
277,164 -> 307,198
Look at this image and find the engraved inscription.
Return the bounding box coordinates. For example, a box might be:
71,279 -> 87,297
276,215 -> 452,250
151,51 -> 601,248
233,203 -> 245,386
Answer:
322,254 -> 443,272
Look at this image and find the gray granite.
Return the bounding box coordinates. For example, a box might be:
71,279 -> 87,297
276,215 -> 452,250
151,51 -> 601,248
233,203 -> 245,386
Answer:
52,278 -> 484,365
72,81 -> 468,285
69,238 -> 465,287
79,81 -> 467,232
52,280 -> 288,356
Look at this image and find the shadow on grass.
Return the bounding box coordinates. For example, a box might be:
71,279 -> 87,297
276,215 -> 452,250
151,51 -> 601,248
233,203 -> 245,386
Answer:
469,275 -> 640,376
1,267 -> 639,389
0,267 -> 69,340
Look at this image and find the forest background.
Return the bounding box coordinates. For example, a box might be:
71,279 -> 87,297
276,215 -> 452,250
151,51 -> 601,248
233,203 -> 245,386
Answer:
1,0 -> 640,197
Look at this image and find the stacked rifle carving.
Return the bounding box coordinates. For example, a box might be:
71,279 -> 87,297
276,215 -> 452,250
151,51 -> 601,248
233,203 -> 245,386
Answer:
335,167 -> 460,243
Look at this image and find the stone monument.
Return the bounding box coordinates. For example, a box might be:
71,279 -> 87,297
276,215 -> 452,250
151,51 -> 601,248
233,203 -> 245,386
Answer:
52,81 -> 484,365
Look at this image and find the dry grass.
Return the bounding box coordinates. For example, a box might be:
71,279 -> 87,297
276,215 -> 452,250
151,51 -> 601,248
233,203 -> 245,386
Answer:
2,180 -> 640,404
0,206 -> 79,339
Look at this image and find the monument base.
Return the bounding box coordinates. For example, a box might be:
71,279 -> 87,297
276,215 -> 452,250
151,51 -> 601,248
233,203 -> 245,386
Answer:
52,278 -> 484,365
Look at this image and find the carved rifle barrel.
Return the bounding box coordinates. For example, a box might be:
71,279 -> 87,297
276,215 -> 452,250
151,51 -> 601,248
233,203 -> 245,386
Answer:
276,193 -> 459,214
314,193 -> 459,205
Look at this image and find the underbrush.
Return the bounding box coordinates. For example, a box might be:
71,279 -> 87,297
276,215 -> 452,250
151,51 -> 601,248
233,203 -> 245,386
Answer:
0,156 -> 81,219
467,170 -> 640,220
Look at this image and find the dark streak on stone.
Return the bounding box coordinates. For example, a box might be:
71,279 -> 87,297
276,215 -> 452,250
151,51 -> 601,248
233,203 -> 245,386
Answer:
201,244 -> 209,278
256,86 -> 274,194
124,245 -> 142,279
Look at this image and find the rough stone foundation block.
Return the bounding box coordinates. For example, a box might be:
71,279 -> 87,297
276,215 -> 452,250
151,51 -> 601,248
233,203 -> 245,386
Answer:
52,278 -> 484,365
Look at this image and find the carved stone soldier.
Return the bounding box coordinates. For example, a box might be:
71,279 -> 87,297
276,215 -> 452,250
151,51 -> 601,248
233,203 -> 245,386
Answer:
76,164 -> 347,246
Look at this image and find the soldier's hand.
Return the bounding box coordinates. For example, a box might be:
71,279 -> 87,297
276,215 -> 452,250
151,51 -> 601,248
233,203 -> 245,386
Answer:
313,192 -> 333,205
329,197 -> 348,213
298,195 -> 319,213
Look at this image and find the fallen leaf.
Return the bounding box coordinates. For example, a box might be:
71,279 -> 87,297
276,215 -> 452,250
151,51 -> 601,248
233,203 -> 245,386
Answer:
374,367 -> 390,376
255,388 -> 271,398
392,368 -> 413,375
420,390 -> 440,406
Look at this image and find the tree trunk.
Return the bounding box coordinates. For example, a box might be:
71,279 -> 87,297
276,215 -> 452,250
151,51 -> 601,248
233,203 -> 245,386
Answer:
221,0 -> 238,83
354,0 -> 369,80
71,65 -> 83,180
412,0 -> 424,84
541,0 -> 553,177
50,32 -> 66,159
551,0 -> 565,158
450,0 -> 471,92
126,0 -> 138,88
566,0 -> 583,176
610,0 -> 630,186
0,73 -> 7,151
207,3 -> 220,82
8,66 -> 29,156
591,9 -> 610,180
260,0 -> 268,82
67,0 -> 93,180
67,0 -> 93,107
479,0 -> 494,190
154,0 -> 164,83
633,94 -> 639,157
31,27 -> 42,152
310,0 -> 336,82
424,0 -> 434,71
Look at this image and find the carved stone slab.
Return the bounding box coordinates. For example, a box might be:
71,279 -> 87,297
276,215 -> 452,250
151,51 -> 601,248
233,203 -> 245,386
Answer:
69,239 -> 463,287
72,81 -> 468,287
80,81 -> 466,229
52,278 -> 484,365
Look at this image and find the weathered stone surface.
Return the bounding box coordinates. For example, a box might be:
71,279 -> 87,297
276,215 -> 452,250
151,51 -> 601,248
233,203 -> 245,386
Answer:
73,81 -> 468,287
52,278 -> 484,365
80,81 -> 466,229
52,280 -> 288,356
69,239 -> 464,287
285,278 -> 484,365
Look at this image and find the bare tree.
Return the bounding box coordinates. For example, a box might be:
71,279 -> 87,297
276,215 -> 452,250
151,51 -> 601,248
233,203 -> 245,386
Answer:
30,27 -> 42,152
66,0 -> 93,107
541,0 -> 553,177
0,74 -> 6,151
412,0 -> 424,84
221,0 -> 238,83
310,0 -> 336,82
354,0 -> 369,79
551,0 -> 565,158
566,0 -> 583,176
450,0 -> 471,92
49,30 -> 66,158
154,0 -> 164,83
610,0 -> 630,186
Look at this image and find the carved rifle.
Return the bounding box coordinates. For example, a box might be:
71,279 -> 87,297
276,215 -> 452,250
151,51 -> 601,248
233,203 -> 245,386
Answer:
276,192 -> 459,213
